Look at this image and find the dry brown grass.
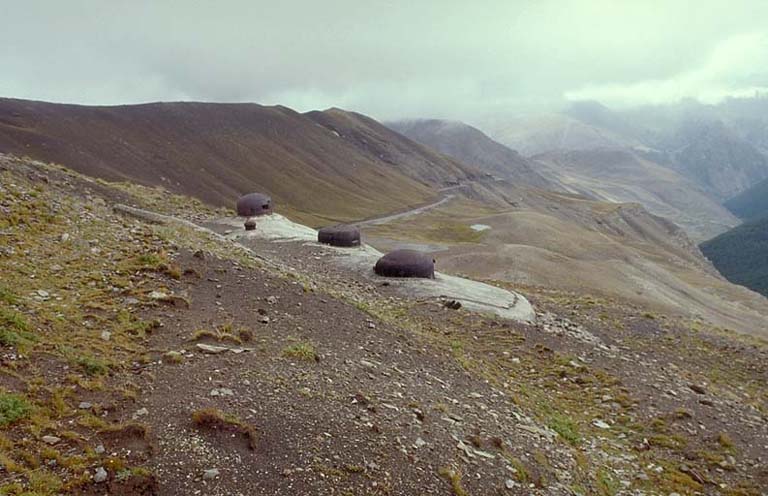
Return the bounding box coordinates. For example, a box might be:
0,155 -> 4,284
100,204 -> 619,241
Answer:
191,408 -> 258,449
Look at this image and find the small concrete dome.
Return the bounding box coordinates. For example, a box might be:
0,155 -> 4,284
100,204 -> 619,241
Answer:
236,193 -> 272,217
374,249 -> 435,279
318,225 -> 361,247
244,218 -> 257,231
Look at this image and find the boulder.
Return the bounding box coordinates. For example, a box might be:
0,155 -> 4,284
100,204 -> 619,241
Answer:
374,249 -> 435,279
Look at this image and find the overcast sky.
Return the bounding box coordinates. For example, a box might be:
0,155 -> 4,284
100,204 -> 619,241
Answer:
1,1 -> 767,120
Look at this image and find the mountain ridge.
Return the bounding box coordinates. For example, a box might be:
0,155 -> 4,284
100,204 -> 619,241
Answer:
386,118 -> 556,190
0,97 -> 479,226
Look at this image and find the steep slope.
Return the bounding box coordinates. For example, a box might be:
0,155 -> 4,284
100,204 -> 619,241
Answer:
304,109 -> 476,186
724,177 -> 768,221
671,119 -> 768,201
0,98 -> 478,225
386,118 -> 556,189
479,112 -> 646,156
4,155 -> 767,495
701,216 -> 768,297
564,100 -> 654,144
532,149 -> 740,241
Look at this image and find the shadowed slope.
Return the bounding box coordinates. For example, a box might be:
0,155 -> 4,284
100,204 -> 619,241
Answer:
701,216 -> 768,297
725,177 -> 768,221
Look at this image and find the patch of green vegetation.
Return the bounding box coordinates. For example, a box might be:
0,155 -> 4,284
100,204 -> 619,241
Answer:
648,433 -> 687,450
717,431 -> 735,451
137,253 -> 162,268
548,413 -> 581,446
75,354 -> 110,376
596,468 -> 620,496
116,310 -> 158,338
0,327 -> 37,349
282,342 -> 318,361
0,286 -> 18,305
426,222 -> 485,243
116,466 -> 153,482
0,307 -> 29,333
0,392 -> 32,426
502,453 -> 529,483
163,351 -> 184,364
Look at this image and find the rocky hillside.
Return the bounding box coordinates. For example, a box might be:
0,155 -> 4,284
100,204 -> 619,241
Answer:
670,119 -> 768,201
0,98 -> 480,226
531,148 -> 739,241
1,154 -> 767,495
387,119 -> 556,190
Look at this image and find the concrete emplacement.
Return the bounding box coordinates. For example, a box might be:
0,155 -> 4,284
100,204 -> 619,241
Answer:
237,193 -> 273,217
318,225 -> 361,247
374,249 -> 435,279
209,213 -> 535,322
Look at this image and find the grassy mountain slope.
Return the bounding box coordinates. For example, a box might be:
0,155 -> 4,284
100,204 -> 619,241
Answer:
701,216 -> 768,297
0,98 -> 478,225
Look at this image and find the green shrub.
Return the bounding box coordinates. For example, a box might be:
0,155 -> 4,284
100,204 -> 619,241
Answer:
76,355 -> 110,376
0,392 -> 32,426
549,414 -> 581,446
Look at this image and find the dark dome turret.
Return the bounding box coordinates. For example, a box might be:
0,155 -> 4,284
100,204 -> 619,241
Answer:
236,193 -> 273,217
374,249 -> 435,279
318,225 -> 361,247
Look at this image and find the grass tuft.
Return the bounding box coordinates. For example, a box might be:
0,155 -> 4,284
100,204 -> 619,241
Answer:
191,408 -> 257,449
282,342 -> 318,362
75,354 -> 110,376
438,467 -> 469,496
548,414 -> 581,446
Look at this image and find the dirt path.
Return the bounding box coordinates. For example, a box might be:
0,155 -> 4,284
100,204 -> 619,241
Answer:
354,193 -> 457,227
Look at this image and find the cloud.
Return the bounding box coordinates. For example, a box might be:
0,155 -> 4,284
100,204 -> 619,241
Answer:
565,32 -> 768,106
2,1 -> 768,119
